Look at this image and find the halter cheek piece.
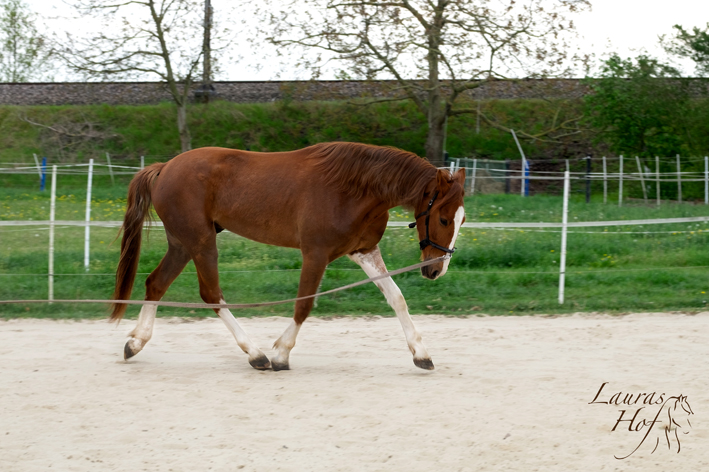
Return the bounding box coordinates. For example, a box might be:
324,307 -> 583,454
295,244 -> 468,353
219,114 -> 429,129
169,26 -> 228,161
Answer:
408,190 -> 456,255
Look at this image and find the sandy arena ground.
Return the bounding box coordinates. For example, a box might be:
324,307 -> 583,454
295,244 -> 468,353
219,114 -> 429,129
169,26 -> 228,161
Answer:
1,313 -> 708,471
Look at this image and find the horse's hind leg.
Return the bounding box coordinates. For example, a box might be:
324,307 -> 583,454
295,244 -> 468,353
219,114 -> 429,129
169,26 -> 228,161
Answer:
124,236 -> 191,360
348,246 -> 434,370
190,239 -> 271,370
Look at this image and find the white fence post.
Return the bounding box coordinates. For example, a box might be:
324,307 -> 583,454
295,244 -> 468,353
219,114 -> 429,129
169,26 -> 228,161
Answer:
602,156 -> 607,204
471,158 -> 478,195
656,156 -> 661,207
677,154 -> 682,203
559,170 -> 570,305
618,155 -> 623,207
705,156 -> 708,205
635,156 -> 647,203
140,155 -> 145,170
511,129 -> 527,197
106,152 -> 115,186
84,159 -> 94,271
48,165 -> 57,303
33,153 -> 42,179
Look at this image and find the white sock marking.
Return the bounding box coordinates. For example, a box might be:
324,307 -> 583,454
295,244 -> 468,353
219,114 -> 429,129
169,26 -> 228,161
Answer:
273,319 -> 301,366
217,300 -> 263,359
348,247 -> 430,360
129,303 -> 157,343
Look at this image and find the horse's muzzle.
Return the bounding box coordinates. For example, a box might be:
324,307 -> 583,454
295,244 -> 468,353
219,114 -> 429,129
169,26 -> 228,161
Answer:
421,264 -> 442,280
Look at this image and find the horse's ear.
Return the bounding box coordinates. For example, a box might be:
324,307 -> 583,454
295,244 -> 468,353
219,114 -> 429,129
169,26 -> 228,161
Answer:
436,168 -> 452,192
454,168 -> 466,185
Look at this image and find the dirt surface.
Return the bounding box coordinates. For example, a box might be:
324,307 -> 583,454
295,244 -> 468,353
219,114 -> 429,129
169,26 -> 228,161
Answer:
1,313 -> 707,471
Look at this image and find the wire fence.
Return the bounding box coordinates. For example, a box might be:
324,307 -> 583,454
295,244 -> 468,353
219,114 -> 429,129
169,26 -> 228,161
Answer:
3,153 -> 709,202
2,156 -> 709,309
2,178 -> 709,305
449,154 -> 709,204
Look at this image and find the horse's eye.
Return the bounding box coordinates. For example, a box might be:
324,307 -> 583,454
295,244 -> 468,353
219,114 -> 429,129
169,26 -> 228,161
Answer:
440,218 -> 448,227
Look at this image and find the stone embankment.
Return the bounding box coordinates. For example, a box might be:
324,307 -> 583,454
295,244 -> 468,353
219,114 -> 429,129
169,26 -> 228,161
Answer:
0,79 -> 591,106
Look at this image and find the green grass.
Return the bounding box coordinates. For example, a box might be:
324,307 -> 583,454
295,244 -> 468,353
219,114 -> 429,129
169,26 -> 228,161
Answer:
2,98 -> 708,318
2,180 -> 709,319
0,99 -> 585,165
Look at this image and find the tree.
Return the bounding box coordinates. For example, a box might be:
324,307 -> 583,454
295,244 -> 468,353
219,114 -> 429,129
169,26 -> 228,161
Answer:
0,0 -> 52,82
583,54 -> 690,157
262,0 -> 590,166
663,23 -> 709,77
57,0 -> 213,152
661,23 -> 709,155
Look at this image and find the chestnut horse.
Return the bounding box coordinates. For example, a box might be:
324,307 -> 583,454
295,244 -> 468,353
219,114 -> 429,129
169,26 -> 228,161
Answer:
111,142 -> 466,371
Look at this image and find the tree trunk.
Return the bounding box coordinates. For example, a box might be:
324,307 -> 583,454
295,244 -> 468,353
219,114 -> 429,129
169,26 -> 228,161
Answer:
423,4 -> 446,168
177,103 -> 191,153
425,115 -> 446,167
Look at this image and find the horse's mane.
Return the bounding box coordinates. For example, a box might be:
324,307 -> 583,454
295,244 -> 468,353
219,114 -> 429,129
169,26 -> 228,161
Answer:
308,142 -> 437,207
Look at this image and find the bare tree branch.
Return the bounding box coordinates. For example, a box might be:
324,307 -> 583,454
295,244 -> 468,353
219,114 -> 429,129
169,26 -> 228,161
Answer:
260,0 -> 591,165
54,0 -> 226,152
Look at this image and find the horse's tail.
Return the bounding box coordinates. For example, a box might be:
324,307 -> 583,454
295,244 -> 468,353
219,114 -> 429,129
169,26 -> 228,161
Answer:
109,162 -> 166,323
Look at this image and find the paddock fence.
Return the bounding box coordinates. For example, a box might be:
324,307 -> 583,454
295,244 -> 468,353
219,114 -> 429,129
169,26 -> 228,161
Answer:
4,153 -> 709,204
2,157 -> 709,309
450,155 -> 709,205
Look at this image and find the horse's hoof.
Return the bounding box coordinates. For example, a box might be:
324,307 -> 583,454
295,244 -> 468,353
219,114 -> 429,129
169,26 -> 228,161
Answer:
249,354 -> 272,371
414,358 -> 435,370
124,338 -> 143,360
272,362 -> 290,371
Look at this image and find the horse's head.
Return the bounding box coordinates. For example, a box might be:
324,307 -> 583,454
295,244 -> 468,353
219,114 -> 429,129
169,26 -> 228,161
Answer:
412,168 -> 466,280
666,395 -> 694,433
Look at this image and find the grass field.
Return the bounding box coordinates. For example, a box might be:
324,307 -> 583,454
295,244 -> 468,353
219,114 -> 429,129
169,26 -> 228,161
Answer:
0,99 -> 585,165
2,172 -> 709,319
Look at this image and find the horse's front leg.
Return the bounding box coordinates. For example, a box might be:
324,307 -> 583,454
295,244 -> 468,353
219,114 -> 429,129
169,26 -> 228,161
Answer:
272,251 -> 328,371
348,246 -> 434,370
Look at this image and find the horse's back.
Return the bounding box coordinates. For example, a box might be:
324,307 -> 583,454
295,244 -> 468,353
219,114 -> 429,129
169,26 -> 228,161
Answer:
151,147 -> 328,247
154,146 -> 312,200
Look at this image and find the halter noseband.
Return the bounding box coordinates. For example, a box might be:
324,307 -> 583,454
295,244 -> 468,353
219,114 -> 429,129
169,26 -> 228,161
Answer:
408,190 -> 456,255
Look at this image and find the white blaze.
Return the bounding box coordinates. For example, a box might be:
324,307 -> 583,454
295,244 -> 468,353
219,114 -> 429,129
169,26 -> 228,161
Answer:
438,205 -> 465,278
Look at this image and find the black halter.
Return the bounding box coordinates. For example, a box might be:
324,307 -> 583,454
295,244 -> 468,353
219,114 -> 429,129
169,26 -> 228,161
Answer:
408,190 -> 456,254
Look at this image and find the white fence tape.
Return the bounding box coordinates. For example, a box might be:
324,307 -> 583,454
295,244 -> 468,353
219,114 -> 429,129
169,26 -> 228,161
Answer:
2,215 -> 709,229
2,216 -> 709,229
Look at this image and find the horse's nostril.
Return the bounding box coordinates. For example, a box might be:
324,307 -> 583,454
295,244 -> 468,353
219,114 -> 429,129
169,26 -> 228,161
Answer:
431,270 -> 440,279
